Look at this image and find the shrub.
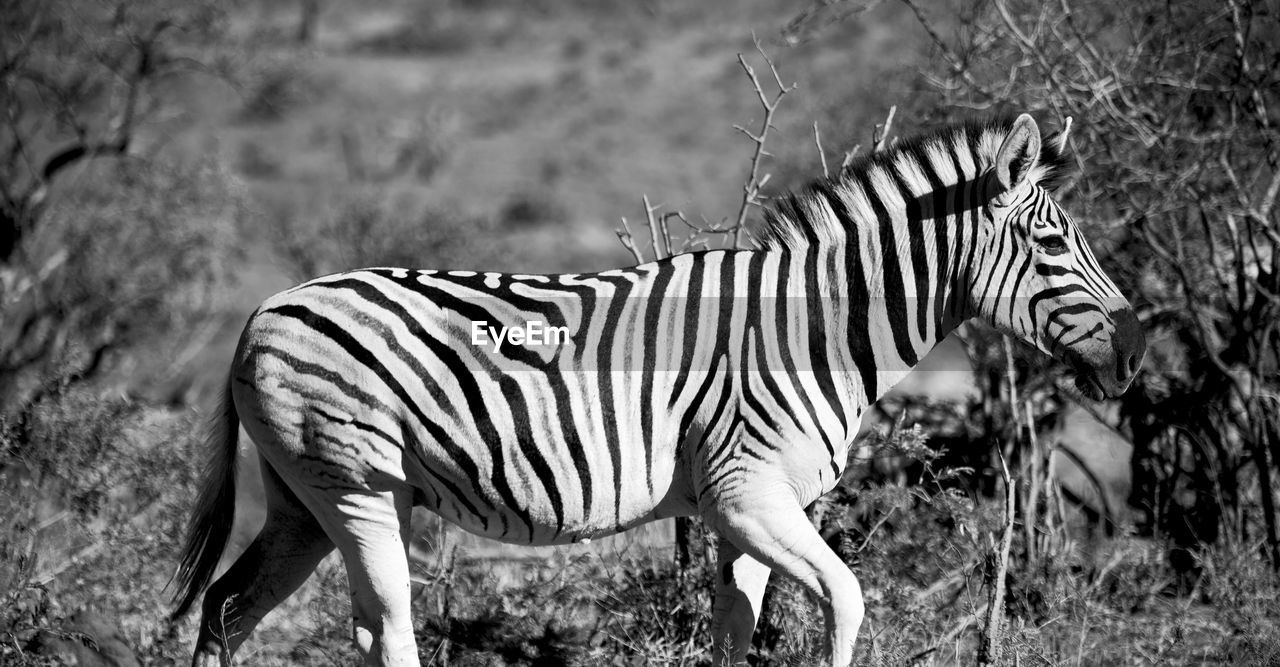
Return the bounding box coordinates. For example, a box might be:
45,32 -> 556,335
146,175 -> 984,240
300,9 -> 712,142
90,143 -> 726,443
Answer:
2,156 -> 237,416
499,189 -> 568,229
238,57 -> 325,123
263,191 -> 516,281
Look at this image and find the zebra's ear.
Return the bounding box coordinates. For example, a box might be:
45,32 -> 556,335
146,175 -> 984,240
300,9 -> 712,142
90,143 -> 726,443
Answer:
995,114 -> 1042,192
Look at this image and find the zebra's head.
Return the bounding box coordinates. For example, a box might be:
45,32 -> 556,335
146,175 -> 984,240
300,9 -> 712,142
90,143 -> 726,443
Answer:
972,114 -> 1145,400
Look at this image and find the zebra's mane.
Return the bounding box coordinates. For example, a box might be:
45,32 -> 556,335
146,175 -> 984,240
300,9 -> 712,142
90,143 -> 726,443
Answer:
760,116 -> 1071,252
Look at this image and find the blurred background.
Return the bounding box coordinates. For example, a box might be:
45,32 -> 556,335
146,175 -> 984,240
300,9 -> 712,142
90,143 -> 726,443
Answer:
1,0 -> 1277,664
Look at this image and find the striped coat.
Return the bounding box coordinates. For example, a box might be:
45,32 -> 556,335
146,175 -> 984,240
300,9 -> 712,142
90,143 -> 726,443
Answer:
175,114 -> 1144,667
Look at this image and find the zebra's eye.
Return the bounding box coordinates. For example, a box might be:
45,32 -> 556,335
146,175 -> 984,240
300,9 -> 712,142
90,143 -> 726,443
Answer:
1038,235 -> 1069,255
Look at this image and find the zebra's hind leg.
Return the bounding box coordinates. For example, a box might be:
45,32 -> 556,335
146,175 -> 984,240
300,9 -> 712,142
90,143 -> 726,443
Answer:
302,485 -> 418,667
710,537 -> 773,665
192,460 -> 334,667
714,501 -> 864,667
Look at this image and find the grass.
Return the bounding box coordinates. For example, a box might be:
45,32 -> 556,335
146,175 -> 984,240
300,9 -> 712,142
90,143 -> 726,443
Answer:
6,370 -> 1280,665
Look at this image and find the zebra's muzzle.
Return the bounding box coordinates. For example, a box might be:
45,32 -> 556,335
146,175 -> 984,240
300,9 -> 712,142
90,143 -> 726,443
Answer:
1107,307 -> 1146,395
1055,306 -> 1145,401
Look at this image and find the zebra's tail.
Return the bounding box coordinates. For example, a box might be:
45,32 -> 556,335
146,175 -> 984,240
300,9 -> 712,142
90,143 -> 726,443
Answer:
170,375 -> 240,620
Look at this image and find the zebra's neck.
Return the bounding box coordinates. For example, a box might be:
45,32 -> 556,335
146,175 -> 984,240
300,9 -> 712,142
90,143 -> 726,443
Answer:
760,148 -> 994,415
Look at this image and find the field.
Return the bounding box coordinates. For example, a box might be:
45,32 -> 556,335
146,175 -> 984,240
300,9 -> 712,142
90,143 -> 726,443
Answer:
3,0 -> 1279,665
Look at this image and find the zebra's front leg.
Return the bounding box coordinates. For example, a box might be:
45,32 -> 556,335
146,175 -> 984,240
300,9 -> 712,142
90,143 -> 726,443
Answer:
712,500 -> 864,667
710,537 -> 772,665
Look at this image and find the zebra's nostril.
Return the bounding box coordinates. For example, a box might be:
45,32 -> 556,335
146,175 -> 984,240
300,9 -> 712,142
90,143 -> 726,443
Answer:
1126,352 -> 1141,377
1111,308 -> 1145,381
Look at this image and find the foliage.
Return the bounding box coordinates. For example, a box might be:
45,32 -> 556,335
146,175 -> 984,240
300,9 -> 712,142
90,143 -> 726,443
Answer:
261,191 -> 517,280
238,56 -> 327,123
0,157 -> 238,420
336,104 -> 460,185
351,3 -> 490,56
905,0 -> 1280,573
1,0 -> 236,423
0,417 -> 65,666
0,391 -> 204,663
0,0 -> 227,262
500,189 -> 569,229
0,2 -> 238,662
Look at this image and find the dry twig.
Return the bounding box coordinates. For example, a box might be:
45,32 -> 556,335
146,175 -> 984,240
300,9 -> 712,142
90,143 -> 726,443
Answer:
873,105 -> 896,153
731,35 -> 796,248
813,121 -> 829,178
842,106 -> 899,168
978,450 -> 1017,665
615,216 -> 645,264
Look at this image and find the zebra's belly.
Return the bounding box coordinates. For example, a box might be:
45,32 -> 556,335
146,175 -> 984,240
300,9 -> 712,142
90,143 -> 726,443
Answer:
407,447 -> 689,546
403,428 -> 691,546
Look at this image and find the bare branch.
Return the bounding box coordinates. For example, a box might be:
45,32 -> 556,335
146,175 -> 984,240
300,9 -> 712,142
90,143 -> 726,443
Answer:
813,121 -> 829,179
854,505 -> 897,553
977,448 -> 1016,666
900,0 -> 992,99
1226,0 -> 1272,132
731,37 -> 796,249
1258,166 -> 1280,223
667,211 -> 737,238
39,138 -> 130,183
781,0 -> 887,46
872,105 -> 896,153
842,144 -> 861,169
836,106 -> 899,173
615,217 -> 645,264
642,194 -> 669,261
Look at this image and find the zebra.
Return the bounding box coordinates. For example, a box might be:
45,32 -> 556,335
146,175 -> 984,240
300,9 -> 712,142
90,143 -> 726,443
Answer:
172,114 -> 1145,666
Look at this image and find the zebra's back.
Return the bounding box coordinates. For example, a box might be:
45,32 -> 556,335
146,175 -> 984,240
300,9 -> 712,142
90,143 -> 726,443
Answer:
229,256 -> 766,545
